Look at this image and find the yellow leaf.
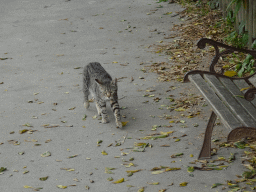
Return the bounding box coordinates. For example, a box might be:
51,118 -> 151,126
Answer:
175,107 -> 186,111
122,121 -> 128,127
126,169 -> 141,173
112,61 -> 118,63
147,182 -> 159,185
67,168 -> 75,171
124,163 -> 134,168
222,65 -> 230,69
165,167 -> 181,171
57,185 -> 68,189
160,131 -> 174,136
152,170 -> 165,174
194,23 -> 203,25
169,120 -> 175,123
190,154 -> 194,157
240,87 -> 251,91
138,187 -> 144,192
24,185 -> 33,188
179,182 -> 188,186
223,71 -> 237,77
112,178 -> 124,184
101,150 -> 108,155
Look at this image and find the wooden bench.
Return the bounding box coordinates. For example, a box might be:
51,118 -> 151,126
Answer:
183,38 -> 256,160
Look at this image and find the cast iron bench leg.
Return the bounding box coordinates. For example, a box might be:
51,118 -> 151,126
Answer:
198,111 -> 217,160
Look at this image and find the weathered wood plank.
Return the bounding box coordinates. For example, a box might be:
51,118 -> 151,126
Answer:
233,79 -> 256,107
219,77 -> 256,121
189,74 -> 242,130
249,75 -> 256,87
204,74 -> 256,127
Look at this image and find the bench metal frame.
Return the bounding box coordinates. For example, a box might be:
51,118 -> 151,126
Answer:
184,38 -> 256,159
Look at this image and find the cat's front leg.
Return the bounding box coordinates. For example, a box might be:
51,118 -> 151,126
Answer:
96,101 -> 109,124
110,100 -> 122,128
84,101 -> 90,109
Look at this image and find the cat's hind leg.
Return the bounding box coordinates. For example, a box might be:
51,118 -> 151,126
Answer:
83,91 -> 90,109
96,101 -> 109,124
83,66 -> 90,109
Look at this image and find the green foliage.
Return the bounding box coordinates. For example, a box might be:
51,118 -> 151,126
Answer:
226,11 -> 236,27
235,54 -> 255,77
225,30 -> 248,49
207,0 -> 218,9
224,0 -> 255,76
227,0 -> 242,16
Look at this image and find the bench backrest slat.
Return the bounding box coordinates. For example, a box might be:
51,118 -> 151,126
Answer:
189,74 -> 242,130
204,74 -> 256,127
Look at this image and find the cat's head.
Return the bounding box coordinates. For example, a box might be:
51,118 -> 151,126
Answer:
95,78 -> 117,100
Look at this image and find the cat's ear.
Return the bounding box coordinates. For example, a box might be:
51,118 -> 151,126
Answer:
112,78 -> 117,86
95,79 -> 103,85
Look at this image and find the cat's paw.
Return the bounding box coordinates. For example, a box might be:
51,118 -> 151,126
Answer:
102,118 -> 109,124
116,121 -> 122,128
84,101 -> 90,109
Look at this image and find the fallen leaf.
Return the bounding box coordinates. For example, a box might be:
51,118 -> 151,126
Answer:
179,182 -> 188,186
67,154 -> 78,159
126,169 -> 141,173
240,87 -> 251,91
224,71 -> 237,77
105,167 -> 116,174
124,163 -> 135,168
187,166 -> 194,173
171,153 -> 184,158
39,176 -> 48,181
107,177 -> 113,181
122,121 -> 128,127
57,185 -> 67,189
147,182 -> 159,185
19,129 -> 29,134
41,151 -> 51,157
101,150 -> 108,155
152,170 -> 165,174
112,178 -> 124,184
160,144 -> 170,147
0,167 -> 7,172
211,183 -> 223,188
45,139 -> 52,143
24,185 -> 33,188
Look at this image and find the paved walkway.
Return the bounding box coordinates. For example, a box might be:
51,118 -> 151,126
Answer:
0,0 -> 247,191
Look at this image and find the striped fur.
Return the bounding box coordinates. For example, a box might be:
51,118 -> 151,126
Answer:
83,62 -> 122,128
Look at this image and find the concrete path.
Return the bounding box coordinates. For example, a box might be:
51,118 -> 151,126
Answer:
0,0 -> 248,191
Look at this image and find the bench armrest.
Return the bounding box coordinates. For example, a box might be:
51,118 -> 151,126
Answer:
197,38 -> 256,74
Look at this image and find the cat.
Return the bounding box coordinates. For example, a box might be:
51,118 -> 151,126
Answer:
83,62 -> 122,128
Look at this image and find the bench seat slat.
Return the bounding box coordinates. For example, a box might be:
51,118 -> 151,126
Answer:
219,77 -> 256,122
189,74 -> 242,130
249,75 -> 256,87
233,79 -> 256,108
204,74 -> 256,127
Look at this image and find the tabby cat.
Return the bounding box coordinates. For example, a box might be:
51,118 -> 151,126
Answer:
83,62 -> 122,128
